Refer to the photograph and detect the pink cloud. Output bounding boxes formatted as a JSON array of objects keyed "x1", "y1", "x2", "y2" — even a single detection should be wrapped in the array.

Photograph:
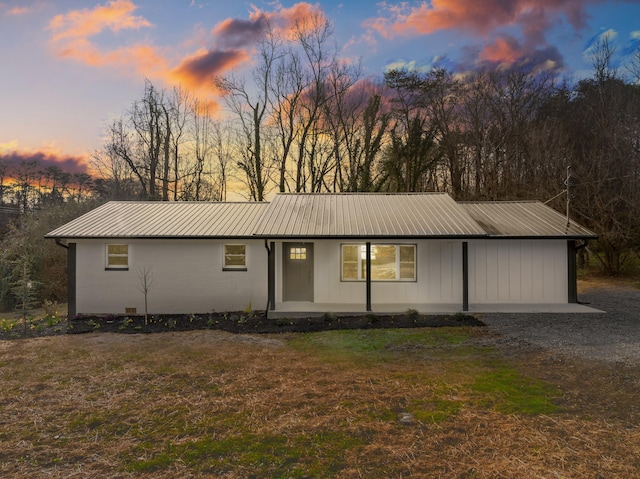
[
  {"x1": 1, "y1": 150, "x2": 90, "y2": 176},
  {"x1": 254, "y1": 2, "x2": 324, "y2": 34},
  {"x1": 170, "y1": 48, "x2": 249, "y2": 94},
  {"x1": 211, "y1": 2, "x2": 327, "y2": 46},
  {"x1": 49, "y1": 0, "x2": 152, "y2": 42},
  {"x1": 364, "y1": 0, "x2": 600, "y2": 66},
  {"x1": 48, "y1": 0, "x2": 166, "y2": 75},
  {"x1": 365, "y1": 0, "x2": 590, "y2": 38},
  {"x1": 47, "y1": 2, "x2": 328, "y2": 107},
  {"x1": 479, "y1": 36, "x2": 524, "y2": 64},
  {"x1": 5, "y1": 6, "x2": 31, "y2": 15}
]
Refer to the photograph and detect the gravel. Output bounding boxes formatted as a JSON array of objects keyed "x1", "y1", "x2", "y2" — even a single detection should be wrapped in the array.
[{"x1": 479, "y1": 286, "x2": 640, "y2": 366}]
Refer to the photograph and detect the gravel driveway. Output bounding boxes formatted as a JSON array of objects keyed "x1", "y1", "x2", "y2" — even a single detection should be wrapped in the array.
[{"x1": 479, "y1": 286, "x2": 640, "y2": 366}]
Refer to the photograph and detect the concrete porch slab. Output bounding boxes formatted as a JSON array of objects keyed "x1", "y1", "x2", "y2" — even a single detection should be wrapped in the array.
[{"x1": 268, "y1": 301, "x2": 604, "y2": 318}]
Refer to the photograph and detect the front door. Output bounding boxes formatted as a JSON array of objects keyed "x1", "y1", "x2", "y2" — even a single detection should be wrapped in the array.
[{"x1": 283, "y1": 242, "x2": 314, "y2": 301}]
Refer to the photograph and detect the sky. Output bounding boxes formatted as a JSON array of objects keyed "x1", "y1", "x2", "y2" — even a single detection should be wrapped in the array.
[{"x1": 1, "y1": 0, "x2": 640, "y2": 178}]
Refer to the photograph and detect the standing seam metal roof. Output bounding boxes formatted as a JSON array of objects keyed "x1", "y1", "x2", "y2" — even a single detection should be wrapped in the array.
[
  {"x1": 45, "y1": 194, "x2": 597, "y2": 240},
  {"x1": 459, "y1": 201, "x2": 597, "y2": 238},
  {"x1": 45, "y1": 201, "x2": 269, "y2": 238},
  {"x1": 252, "y1": 193, "x2": 488, "y2": 238}
]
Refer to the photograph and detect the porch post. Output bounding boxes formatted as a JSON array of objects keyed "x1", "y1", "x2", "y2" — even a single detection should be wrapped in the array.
[
  {"x1": 462, "y1": 241, "x2": 469, "y2": 312},
  {"x1": 366, "y1": 242, "x2": 372, "y2": 311},
  {"x1": 567, "y1": 240, "x2": 577, "y2": 303},
  {"x1": 68, "y1": 242, "x2": 76, "y2": 319},
  {"x1": 268, "y1": 241, "x2": 276, "y2": 310}
]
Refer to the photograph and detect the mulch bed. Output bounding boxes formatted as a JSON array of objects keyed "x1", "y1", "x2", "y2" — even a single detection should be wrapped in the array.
[{"x1": 69, "y1": 311, "x2": 484, "y2": 335}]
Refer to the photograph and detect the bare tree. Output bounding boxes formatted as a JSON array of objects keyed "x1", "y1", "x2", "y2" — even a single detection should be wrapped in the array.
[
  {"x1": 625, "y1": 43, "x2": 640, "y2": 82},
  {"x1": 13, "y1": 160, "x2": 39, "y2": 212},
  {"x1": 211, "y1": 120, "x2": 234, "y2": 201},
  {"x1": 270, "y1": 46, "x2": 305, "y2": 193},
  {"x1": 137, "y1": 265, "x2": 156, "y2": 324},
  {"x1": 0, "y1": 158, "x2": 10, "y2": 204},
  {"x1": 215, "y1": 26, "x2": 281, "y2": 201},
  {"x1": 166, "y1": 86, "x2": 189, "y2": 201},
  {"x1": 290, "y1": 11, "x2": 334, "y2": 192},
  {"x1": 130, "y1": 79, "x2": 167, "y2": 200},
  {"x1": 91, "y1": 136, "x2": 141, "y2": 200},
  {"x1": 589, "y1": 35, "x2": 617, "y2": 85}
]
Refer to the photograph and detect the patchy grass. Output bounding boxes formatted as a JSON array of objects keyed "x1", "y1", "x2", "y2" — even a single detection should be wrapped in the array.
[
  {"x1": 578, "y1": 275, "x2": 640, "y2": 292},
  {"x1": 1, "y1": 328, "x2": 639, "y2": 478},
  {"x1": 288, "y1": 327, "x2": 470, "y2": 363},
  {"x1": 291, "y1": 329, "x2": 559, "y2": 415},
  {"x1": 471, "y1": 368, "x2": 559, "y2": 415}
]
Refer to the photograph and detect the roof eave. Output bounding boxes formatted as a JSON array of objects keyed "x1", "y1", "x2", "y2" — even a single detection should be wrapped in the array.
[
  {"x1": 481, "y1": 234, "x2": 598, "y2": 240},
  {"x1": 44, "y1": 235, "x2": 261, "y2": 240},
  {"x1": 254, "y1": 234, "x2": 490, "y2": 240}
]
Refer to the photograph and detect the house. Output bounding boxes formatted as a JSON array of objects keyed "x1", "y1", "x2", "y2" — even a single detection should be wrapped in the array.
[{"x1": 45, "y1": 193, "x2": 598, "y2": 318}]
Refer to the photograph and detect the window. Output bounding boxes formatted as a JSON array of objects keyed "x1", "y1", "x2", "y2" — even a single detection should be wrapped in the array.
[
  {"x1": 224, "y1": 244, "x2": 246, "y2": 270},
  {"x1": 289, "y1": 246, "x2": 307, "y2": 260},
  {"x1": 106, "y1": 244, "x2": 128, "y2": 270},
  {"x1": 341, "y1": 244, "x2": 415, "y2": 281}
]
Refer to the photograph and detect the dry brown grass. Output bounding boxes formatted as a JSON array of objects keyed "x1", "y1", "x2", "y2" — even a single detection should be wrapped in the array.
[
  {"x1": 1, "y1": 328, "x2": 639, "y2": 478},
  {"x1": 578, "y1": 275, "x2": 640, "y2": 293}
]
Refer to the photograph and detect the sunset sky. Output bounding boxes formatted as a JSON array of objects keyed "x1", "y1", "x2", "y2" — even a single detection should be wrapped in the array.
[{"x1": 1, "y1": 0, "x2": 639, "y2": 177}]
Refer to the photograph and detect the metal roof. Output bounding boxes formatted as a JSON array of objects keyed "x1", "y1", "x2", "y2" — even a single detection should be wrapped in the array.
[
  {"x1": 459, "y1": 201, "x2": 597, "y2": 239},
  {"x1": 45, "y1": 201, "x2": 269, "y2": 239},
  {"x1": 45, "y1": 195, "x2": 597, "y2": 240},
  {"x1": 253, "y1": 193, "x2": 488, "y2": 238}
]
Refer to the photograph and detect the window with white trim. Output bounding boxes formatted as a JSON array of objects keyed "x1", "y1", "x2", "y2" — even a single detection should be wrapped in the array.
[
  {"x1": 224, "y1": 244, "x2": 246, "y2": 270},
  {"x1": 341, "y1": 244, "x2": 416, "y2": 281},
  {"x1": 106, "y1": 244, "x2": 128, "y2": 270}
]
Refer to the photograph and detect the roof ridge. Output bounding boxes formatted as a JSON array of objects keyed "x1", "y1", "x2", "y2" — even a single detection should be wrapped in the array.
[
  {"x1": 103, "y1": 201, "x2": 270, "y2": 205},
  {"x1": 458, "y1": 200, "x2": 540, "y2": 204},
  {"x1": 275, "y1": 192, "x2": 447, "y2": 196}
]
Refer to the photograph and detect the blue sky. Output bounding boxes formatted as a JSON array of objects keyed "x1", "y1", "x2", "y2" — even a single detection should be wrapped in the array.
[{"x1": 1, "y1": 0, "x2": 639, "y2": 175}]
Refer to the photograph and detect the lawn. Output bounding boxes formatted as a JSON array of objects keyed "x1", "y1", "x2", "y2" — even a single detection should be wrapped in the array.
[{"x1": 1, "y1": 326, "x2": 639, "y2": 478}]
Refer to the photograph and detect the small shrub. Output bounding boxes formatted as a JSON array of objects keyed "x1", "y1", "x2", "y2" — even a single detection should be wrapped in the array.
[
  {"x1": 448, "y1": 312, "x2": 474, "y2": 322},
  {"x1": 45, "y1": 315, "x2": 61, "y2": 327},
  {"x1": 120, "y1": 317, "x2": 134, "y2": 328},
  {"x1": 322, "y1": 312, "x2": 337, "y2": 322},
  {"x1": 405, "y1": 308, "x2": 419, "y2": 320},
  {"x1": 42, "y1": 299, "x2": 59, "y2": 318},
  {"x1": 0, "y1": 318, "x2": 16, "y2": 333}
]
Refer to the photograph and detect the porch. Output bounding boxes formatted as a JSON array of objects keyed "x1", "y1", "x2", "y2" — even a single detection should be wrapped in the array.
[{"x1": 268, "y1": 301, "x2": 603, "y2": 318}]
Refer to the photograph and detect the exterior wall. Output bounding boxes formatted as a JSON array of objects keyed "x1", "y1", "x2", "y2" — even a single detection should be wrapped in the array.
[
  {"x1": 74, "y1": 237, "x2": 569, "y2": 314},
  {"x1": 274, "y1": 239, "x2": 464, "y2": 306},
  {"x1": 468, "y1": 239, "x2": 568, "y2": 304},
  {"x1": 75, "y1": 239, "x2": 267, "y2": 314}
]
